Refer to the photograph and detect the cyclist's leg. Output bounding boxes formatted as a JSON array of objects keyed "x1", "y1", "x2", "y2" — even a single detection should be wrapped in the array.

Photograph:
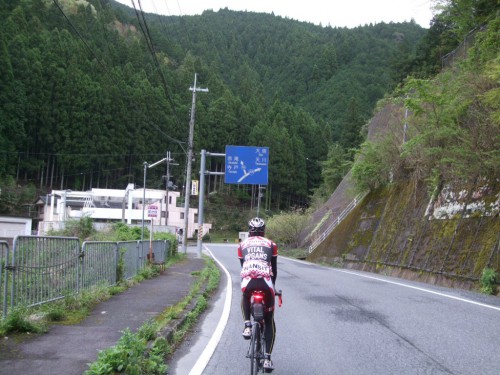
[
  {"x1": 264, "y1": 309, "x2": 276, "y2": 354},
  {"x1": 262, "y1": 310, "x2": 275, "y2": 372},
  {"x1": 241, "y1": 279, "x2": 258, "y2": 339},
  {"x1": 242, "y1": 278, "x2": 259, "y2": 321},
  {"x1": 241, "y1": 292, "x2": 252, "y2": 321},
  {"x1": 260, "y1": 281, "x2": 276, "y2": 353},
  {"x1": 262, "y1": 282, "x2": 276, "y2": 371}
]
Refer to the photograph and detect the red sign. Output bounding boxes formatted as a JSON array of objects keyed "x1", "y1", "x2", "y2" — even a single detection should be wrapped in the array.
[{"x1": 147, "y1": 205, "x2": 159, "y2": 218}]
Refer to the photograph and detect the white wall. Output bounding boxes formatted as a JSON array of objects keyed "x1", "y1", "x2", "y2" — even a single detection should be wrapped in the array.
[{"x1": 0, "y1": 217, "x2": 33, "y2": 239}]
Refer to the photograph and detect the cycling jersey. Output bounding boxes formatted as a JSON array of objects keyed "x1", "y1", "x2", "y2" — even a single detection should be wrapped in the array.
[
  {"x1": 238, "y1": 236, "x2": 278, "y2": 292},
  {"x1": 238, "y1": 234, "x2": 279, "y2": 354}
]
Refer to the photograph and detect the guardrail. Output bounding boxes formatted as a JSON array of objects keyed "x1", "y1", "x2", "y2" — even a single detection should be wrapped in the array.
[
  {"x1": 308, "y1": 192, "x2": 367, "y2": 253},
  {"x1": 1, "y1": 236, "x2": 172, "y2": 319}
]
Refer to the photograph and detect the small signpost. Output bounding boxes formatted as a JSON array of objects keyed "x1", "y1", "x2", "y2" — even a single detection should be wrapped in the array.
[
  {"x1": 147, "y1": 204, "x2": 159, "y2": 219},
  {"x1": 147, "y1": 204, "x2": 158, "y2": 262}
]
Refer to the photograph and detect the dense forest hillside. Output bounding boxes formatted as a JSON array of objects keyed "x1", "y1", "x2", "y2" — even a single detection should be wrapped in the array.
[
  {"x1": 0, "y1": 0, "x2": 427, "y2": 216},
  {"x1": 127, "y1": 7, "x2": 426, "y2": 127},
  {"x1": 304, "y1": 1, "x2": 499, "y2": 291}
]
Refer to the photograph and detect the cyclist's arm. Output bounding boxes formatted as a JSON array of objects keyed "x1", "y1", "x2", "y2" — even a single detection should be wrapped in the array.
[
  {"x1": 271, "y1": 241, "x2": 278, "y2": 283},
  {"x1": 271, "y1": 256, "x2": 277, "y2": 284},
  {"x1": 238, "y1": 244, "x2": 244, "y2": 267}
]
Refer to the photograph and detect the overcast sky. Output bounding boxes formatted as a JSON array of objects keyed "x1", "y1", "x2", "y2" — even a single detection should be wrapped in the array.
[{"x1": 114, "y1": 0, "x2": 436, "y2": 28}]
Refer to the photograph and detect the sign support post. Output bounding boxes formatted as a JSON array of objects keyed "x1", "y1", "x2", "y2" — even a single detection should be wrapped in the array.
[
  {"x1": 196, "y1": 150, "x2": 225, "y2": 257},
  {"x1": 147, "y1": 204, "x2": 158, "y2": 263},
  {"x1": 195, "y1": 146, "x2": 268, "y2": 257}
]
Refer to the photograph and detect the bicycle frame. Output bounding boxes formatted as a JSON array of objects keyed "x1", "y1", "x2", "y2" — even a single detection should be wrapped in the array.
[{"x1": 246, "y1": 289, "x2": 282, "y2": 374}]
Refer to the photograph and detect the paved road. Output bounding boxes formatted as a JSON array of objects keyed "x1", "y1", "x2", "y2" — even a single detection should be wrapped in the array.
[{"x1": 169, "y1": 243, "x2": 500, "y2": 375}]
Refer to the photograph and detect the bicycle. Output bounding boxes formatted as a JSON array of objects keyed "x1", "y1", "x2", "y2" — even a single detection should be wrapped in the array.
[{"x1": 246, "y1": 289, "x2": 283, "y2": 374}]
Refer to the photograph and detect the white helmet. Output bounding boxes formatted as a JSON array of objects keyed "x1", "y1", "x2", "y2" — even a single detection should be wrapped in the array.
[{"x1": 248, "y1": 217, "x2": 265, "y2": 235}]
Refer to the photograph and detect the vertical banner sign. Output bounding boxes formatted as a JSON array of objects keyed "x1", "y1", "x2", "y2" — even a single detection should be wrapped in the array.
[
  {"x1": 191, "y1": 180, "x2": 199, "y2": 196},
  {"x1": 225, "y1": 146, "x2": 269, "y2": 185}
]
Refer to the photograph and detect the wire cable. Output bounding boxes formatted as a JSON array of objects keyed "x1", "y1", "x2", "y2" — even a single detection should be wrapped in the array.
[{"x1": 53, "y1": 0, "x2": 186, "y2": 151}]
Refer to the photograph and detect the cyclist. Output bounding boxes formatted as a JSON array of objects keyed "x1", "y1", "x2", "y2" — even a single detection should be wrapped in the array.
[{"x1": 238, "y1": 217, "x2": 278, "y2": 372}]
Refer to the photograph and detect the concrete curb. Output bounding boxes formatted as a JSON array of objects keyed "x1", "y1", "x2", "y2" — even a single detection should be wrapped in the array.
[{"x1": 146, "y1": 260, "x2": 215, "y2": 355}]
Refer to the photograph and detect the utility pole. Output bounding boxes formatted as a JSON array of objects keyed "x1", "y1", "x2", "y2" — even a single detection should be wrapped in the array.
[
  {"x1": 141, "y1": 161, "x2": 147, "y2": 242},
  {"x1": 163, "y1": 151, "x2": 178, "y2": 226},
  {"x1": 182, "y1": 73, "x2": 208, "y2": 253}
]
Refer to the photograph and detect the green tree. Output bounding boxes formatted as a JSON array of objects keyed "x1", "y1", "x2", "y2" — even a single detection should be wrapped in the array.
[
  {"x1": 321, "y1": 143, "x2": 352, "y2": 194},
  {"x1": 0, "y1": 30, "x2": 26, "y2": 177},
  {"x1": 339, "y1": 97, "x2": 366, "y2": 149},
  {"x1": 266, "y1": 209, "x2": 309, "y2": 248},
  {"x1": 351, "y1": 140, "x2": 392, "y2": 192}
]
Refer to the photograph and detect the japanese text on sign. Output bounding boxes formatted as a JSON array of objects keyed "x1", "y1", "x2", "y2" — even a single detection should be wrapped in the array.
[
  {"x1": 147, "y1": 205, "x2": 158, "y2": 218},
  {"x1": 225, "y1": 146, "x2": 269, "y2": 185}
]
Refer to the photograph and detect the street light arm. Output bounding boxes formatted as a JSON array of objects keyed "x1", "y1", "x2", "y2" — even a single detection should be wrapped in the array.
[{"x1": 148, "y1": 158, "x2": 167, "y2": 169}]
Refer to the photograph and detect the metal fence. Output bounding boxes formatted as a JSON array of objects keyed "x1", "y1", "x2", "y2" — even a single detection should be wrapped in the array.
[
  {"x1": 1, "y1": 236, "x2": 173, "y2": 319},
  {"x1": 441, "y1": 27, "x2": 483, "y2": 69},
  {"x1": 81, "y1": 241, "x2": 119, "y2": 289},
  {"x1": 1, "y1": 241, "x2": 9, "y2": 318},
  {"x1": 10, "y1": 236, "x2": 81, "y2": 310},
  {"x1": 308, "y1": 192, "x2": 368, "y2": 253}
]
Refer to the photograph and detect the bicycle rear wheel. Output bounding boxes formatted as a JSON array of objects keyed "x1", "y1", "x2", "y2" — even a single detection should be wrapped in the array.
[{"x1": 250, "y1": 322, "x2": 263, "y2": 374}]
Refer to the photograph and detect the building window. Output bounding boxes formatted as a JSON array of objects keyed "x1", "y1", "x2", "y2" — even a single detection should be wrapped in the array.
[{"x1": 180, "y1": 213, "x2": 184, "y2": 219}]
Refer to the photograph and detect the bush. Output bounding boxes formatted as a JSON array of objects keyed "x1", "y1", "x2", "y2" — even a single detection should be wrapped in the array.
[
  {"x1": 351, "y1": 139, "x2": 395, "y2": 192},
  {"x1": 112, "y1": 222, "x2": 145, "y2": 241},
  {"x1": 266, "y1": 209, "x2": 309, "y2": 248},
  {"x1": 480, "y1": 268, "x2": 498, "y2": 295},
  {"x1": 47, "y1": 216, "x2": 96, "y2": 240},
  {"x1": 0, "y1": 306, "x2": 47, "y2": 335},
  {"x1": 85, "y1": 328, "x2": 167, "y2": 375}
]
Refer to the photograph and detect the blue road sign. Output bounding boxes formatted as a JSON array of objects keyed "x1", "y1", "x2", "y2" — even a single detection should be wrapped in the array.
[{"x1": 225, "y1": 146, "x2": 269, "y2": 185}]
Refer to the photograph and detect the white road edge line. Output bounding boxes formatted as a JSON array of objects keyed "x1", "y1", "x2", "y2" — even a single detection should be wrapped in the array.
[
  {"x1": 188, "y1": 245, "x2": 233, "y2": 375},
  {"x1": 335, "y1": 268, "x2": 500, "y2": 311},
  {"x1": 281, "y1": 256, "x2": 499, "y2": 311}
]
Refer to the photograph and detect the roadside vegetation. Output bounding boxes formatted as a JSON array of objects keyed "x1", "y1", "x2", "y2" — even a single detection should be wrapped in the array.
[
  {"x1": 85, "y1": 256, "x2": 220, "y2": 375},
  {"x1": 480, "y1": 268, "x2": 499, "y2": 295},
  {"x1": 0, "y1": 222, "x2": 178, "y2": 335},
  {"x1": 351, "y1": 17, "x2": 499, "y2": 195},
  {"x1": 0, "y1": 258, "x2": 172, "y2": 336},
  {"x1": 1, "y1": 218, "x2": 221, "y2": 373}
]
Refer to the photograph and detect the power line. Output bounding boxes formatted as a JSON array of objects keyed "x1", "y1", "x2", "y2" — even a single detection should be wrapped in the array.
[
  {"x1": 132, "y1": 0, "x2": 185, "y2": 145},
  {"x1": 53, "y1": 0, "x2": 186, "y2": 151}
]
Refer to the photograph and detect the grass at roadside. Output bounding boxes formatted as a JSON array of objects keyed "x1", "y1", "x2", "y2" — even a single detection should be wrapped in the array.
[
  {"x1": 84, "y1": 256, "x2": 220, "y2": 375},
  {"x1": 280, "y1": 247, "x2": 309, "y2": 259},
  {"x1": 0, "y1": 254, "x2": 183, "y2": 336}
]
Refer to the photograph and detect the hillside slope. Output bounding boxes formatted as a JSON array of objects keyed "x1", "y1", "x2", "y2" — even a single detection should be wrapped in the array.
[
  {"x1": 304, "y1": 15, "x2": 499, "y2": 293},
  {"x1": 307, "y1": 180, "x2": 499, "y2": 292},
  {"x1": 300, "y1": 102, "x2": 405, "y2": 247}
]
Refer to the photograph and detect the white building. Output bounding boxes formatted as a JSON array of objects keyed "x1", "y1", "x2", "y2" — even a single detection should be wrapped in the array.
[
  {"x1": 0, "y1": 216, "x2": 33, "y2": 247},
  {"x1": 35, "y1": 183, "x2": 211, "y2": 238}
]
